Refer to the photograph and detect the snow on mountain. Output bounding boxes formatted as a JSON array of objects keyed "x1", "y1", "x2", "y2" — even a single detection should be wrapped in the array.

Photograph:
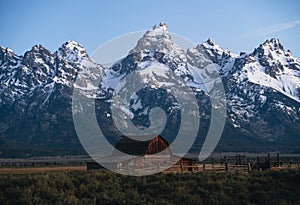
[
  {"x1": 187, "y1": 37, "x2": 300, "y2": 103},
  {"x1": 217, "y1": 38, "x2": 300, "y2": 140},
  {"x1": 57, "y1": 40, "x2": 89, "y2": 63},
  {"x1": 231, "y1": 38, "x2": 300, "y2": 103},
  {"x1": 55, "y1": 40, "x2": 104, "y2": 91},
  {"x1": 1, "y1": 44, "x2": 57, "y2": 102},
  {"x1": 0, "y1": 22, "x2": 300, "y2": 154},
  {"x1": 187, "y1": 38, "x2": 237, "y2": 78},
  {"x1": 252, "y1": 39, "x2": 300, "y2": 101},
  {"x1": 0, "y1": 46, "x2": 20, "y2": 66},
  {"x1": 130, "y1": 22, "x2": 186, "y2": 61},
  {"x1": 0, "y1": 40, "x2": 103, "y2": 105},
  {"x1": 128, "y1": 22, "x2": 195, "y2": 81},
  {"x1": 87, "y1": 24, "x2": 300, "y2": 135},
  {"x1": 0, "y1": 40, "x2": 106, "y2": 149}
]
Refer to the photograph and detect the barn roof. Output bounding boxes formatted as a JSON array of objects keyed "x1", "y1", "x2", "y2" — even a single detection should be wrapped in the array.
[{"x1": 113, "y1": 135, "x2": 169, "y2": 156}]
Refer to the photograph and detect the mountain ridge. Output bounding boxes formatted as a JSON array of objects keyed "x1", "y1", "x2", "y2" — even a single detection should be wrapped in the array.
[{"x1": 0, "y1": 23, "x2": 299, "y2": 157}]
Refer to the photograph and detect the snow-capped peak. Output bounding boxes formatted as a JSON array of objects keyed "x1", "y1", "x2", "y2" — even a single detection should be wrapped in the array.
[
  {"x1": 262, "y1": 38, "x2": 283, "y2": 50},
  {"x1": 30, "y1": 44, "x2": 50, "y2": 53},
  {"x1": 56, "y1": 40, "x2": 89, "y2": 63},
  {"x1": 205, "y1": 38, "x2": 217, "y2": 46},
  {"x1": 130, "y1": 22, "x2": 186, "y2": 62},
  {"x1": 0, "y1": 46, "x2": 14, "y2": 55},
  {"x1": 199, "y1": 38, "x2": 236, "y2": 58},
  {"x1": 22, "y1": 45, "x2": 52, "y2": 67},
  {"x1": 60, "y1": 40, "x2": 86, "y2": 52},
  {"x1": 186, "y1": 38, "x2": 237, "y2": 78},
  {"x1": 0, "y1": 46, "x2": 17, "y2": 64},
  {"x1": 231, "y1": 38, "x2": 300, "y2": 103},
  {"x1": 254, "y1": 38, "x2": 285, "y2": 57},
  {"x1": 148, "y1": 22, "x2": 168, "y2": 36},
  {"x1": 253, "y1": 38, "x2": 298, "y2": 66}
]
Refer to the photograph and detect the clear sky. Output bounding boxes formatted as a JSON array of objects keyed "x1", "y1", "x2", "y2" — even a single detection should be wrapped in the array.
[{"x1": 1, "y1": 0, "x2": 300, "y2": 58}]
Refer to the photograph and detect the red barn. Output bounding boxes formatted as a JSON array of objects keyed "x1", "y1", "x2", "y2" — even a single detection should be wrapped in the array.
[{"x1": 87, "y1": 135, "x2": 196, "y2": 172}]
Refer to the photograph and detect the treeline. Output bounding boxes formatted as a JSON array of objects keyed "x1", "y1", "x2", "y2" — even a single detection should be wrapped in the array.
[{"x1": 0, "y1": 170, "x2": 299, "y2": 205}]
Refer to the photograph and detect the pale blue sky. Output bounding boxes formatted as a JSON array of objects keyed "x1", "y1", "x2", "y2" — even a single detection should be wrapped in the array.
[{"x1": 1, "y1": 0, "x2": 300, "y2": 58}]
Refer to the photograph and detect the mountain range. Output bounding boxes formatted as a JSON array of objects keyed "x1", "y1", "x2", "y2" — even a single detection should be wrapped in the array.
[{"x1": 0, "y1": 22, "x2": 299, "y2": 157}]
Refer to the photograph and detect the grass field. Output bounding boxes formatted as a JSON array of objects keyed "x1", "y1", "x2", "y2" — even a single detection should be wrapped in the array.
[{"x1": 0, "y1": 169, "x2": 299, "y2": 205}]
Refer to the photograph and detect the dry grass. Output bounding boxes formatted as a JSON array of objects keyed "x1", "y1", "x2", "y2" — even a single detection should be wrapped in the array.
[{"x1": 0, "y1": 166, "x2": 86, "y2": 174}]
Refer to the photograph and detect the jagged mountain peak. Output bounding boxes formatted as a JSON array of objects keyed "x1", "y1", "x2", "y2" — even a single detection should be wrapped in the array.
[
  {"x1": 0, "y1": 46, "x2": 20, "y2": 69},
  {"x1": 129, "y1": 22, "x2": 186, "y2": 61},
  {"x1": 254, "y1": 38, "x2": 285, "y2": 58},
  {"x1": 21, "y1": 45, "x2": 53, "y2": 69},
  {"x1": 186, "y1": 38, "x2": 237, "y2": 76},
  {"x1": 0, "y1": 46, "x2": 18, "y2": 65},
  {"x1": 60, "y1": 40, "x2": 86, "y2": 52},
  {"x1": 148, "y1": 22, "x2": 168, "y2": 36},
  {"x1": 201, "y1": 38, "x2": 221, "y2": 48},
  {"x1": 130, "y1": 22, "x2": 172, "y2": 50},
  {"x1": 199, "y1": 38, "x2": 235, "y2": 57},
  {"x1": 229, "y1": 38, "x2": 300, "y2": 103},
  {"x1": 27, "y1": 45, "x2": 52, "y2": 57},
  {"x1": 205, "y1": 38, "x2": 217, "y2": 46},
  {"x1": 252, "y1": 38, "x2": 298, "y2": 64},
  {"x1": 0, "y1": 46, "x2": 15, "y2": 55},
  {"x1": 31, "y1": 44, "x2": 47, "y2": 51},
  {"x1": 262, "y1": 38, "x2": 283, "y2": 49},
  {"x1": 56, "y1": 40, "x2": 89, "y2": 63}
]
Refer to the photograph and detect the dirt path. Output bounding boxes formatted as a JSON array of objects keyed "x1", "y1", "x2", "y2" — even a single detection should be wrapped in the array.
[{"x1": 0, "y1": 166, "x2": 86, "y2": 174}]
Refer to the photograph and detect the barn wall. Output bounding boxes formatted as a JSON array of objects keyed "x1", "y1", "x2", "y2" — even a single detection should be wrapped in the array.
[{"x1": 145, "y1": 136, "x2": 171, "y2": 155}]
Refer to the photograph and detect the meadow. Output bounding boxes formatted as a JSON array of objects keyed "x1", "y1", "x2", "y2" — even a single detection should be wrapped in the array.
[{"x1": 0, "y1": 169, "x2": 299, "y2": 205}]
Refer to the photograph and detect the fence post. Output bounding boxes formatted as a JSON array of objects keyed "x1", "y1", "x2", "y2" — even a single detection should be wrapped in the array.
[
  {"x1": 247, "y1": 162, "x2": 252, "y2": 173},
  {"x1": 134, "y1": 156, "x2": 136, "y2": 168},
  {"x1": 225, "y1": 162, "x2": 228, "y2": 172}
]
